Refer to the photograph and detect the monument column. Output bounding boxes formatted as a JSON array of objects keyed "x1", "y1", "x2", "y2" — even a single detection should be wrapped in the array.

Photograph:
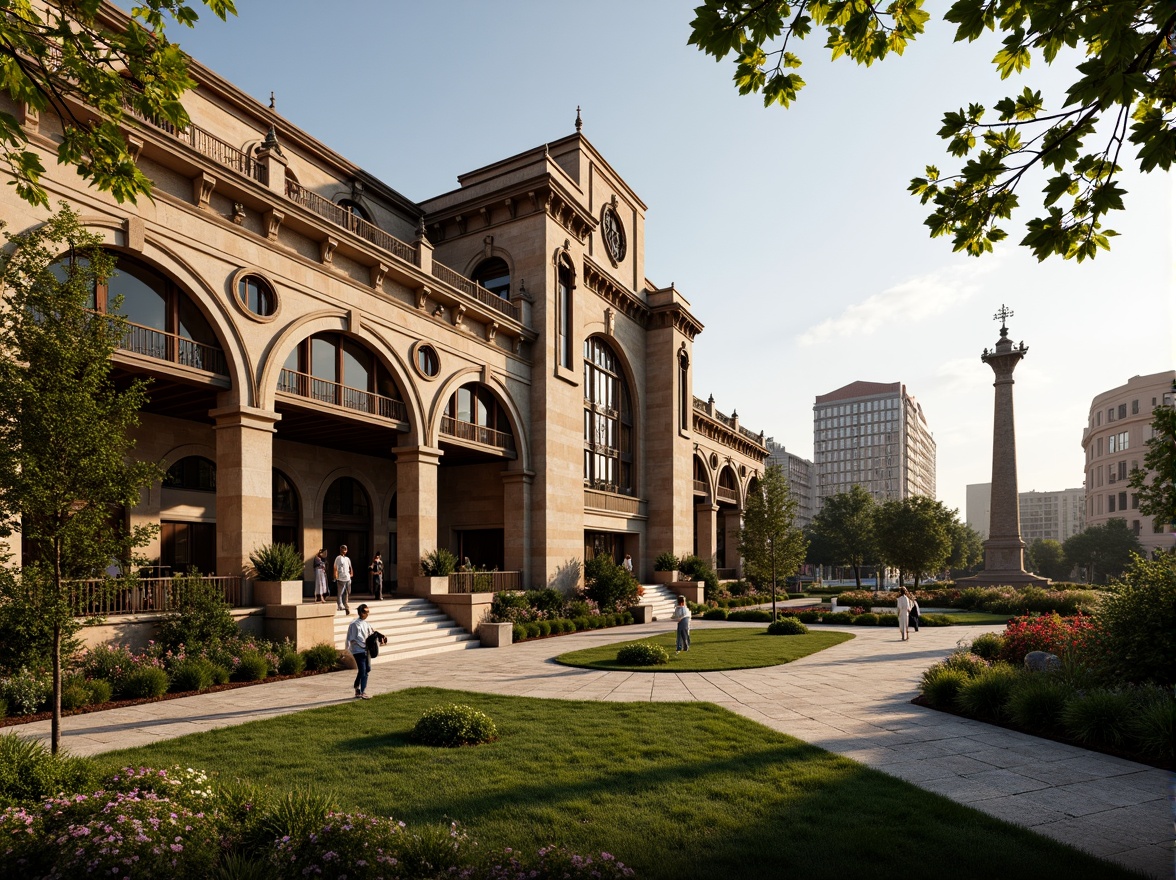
[{"x1": 963, "y1": 306, "x2": 1049, "y2": 586}]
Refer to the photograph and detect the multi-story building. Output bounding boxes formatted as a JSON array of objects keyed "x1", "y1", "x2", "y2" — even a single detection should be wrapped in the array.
[
  {"x1": 764, "y1": 439, "x2": 815, "y2": 529},
  {"x1": 813, "y1": 381, "x2": 936, "y2": 510},
  {"x1": 0, "y1": 3, "x2": 768, "y2": 629},
  {"x1": 965, "y1": 484, "x2": 1086, "y2": 542},
  {"x1": 1081, "y1": 371, "x2": 1176, "y2": 555}
]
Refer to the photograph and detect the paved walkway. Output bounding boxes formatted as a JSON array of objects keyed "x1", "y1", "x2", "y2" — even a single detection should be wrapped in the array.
[{"x1": 16, "y1": 622, "x2": 1172, "y2": 879}]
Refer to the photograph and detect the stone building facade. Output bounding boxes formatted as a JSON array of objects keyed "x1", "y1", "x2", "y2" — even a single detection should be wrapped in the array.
[
  {"x1": 1081, "y1": 371, "x2": 1175, "y2": 556},
  {"x1": 764, "y1": 439, "x2": 815, "y2": 529},
  {"x1": 0, "y1": 9, "x2": 767, "y2": 600}
]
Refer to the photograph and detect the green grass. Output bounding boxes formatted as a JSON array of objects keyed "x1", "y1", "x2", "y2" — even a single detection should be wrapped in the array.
[
  {"x1": 554, "y1": 628, "x2": 854, "y2": 672},
  {"x1": 92, "y1": 688, "x2": 1140, "y2": 880},
  {"x1": 933, "y1": 611, "x2": 1012, "y2": 625}
]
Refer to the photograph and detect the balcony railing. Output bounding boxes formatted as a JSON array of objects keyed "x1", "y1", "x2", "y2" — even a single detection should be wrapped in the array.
[
  {"x1": 693, "y1": 479, "x2": 707, "y2": 495},
  {"x1": 440, "y1": 415, "x2": 516, "y2": 453},
  {"x1": 126, "y1": 105, "x2": 268, "y2": 186},
  {"x1": 584, "y1": 488, "x2": 644, "y2": 516},
  {"x1": 277, "y1": 369, "x2": 408, "y2": 422},
  {"x1": 431, "y1": 262, "x2": 521, "y2": 321},
  {"x1": 119, "y1": 320, "x2": 228, "y2": 376},
  {"x1": 716, "y1": 486, "x2": 739, "y2": 504},
  {"x1": 70, "y1": 575, "x2": 243, "y2": 616},
  {"x1": 447, "y1": 571, "x2": 521, "y2": 594},
  {"x1": 285, "y1": 180, "x2": 417, "y2": 264}
]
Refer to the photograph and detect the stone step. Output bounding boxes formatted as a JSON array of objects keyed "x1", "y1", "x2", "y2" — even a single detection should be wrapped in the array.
[
  {"x1": 330, "y1": 597, "x2": 480, "y2": 661},
  {"x1": 639, "y1": 583, "x2": 680, "y2": 621}
]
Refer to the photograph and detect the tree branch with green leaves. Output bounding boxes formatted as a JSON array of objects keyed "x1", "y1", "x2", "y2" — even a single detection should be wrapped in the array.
[{"x1": 689, "y1": 0, "x2": 1176, "y2": 261}]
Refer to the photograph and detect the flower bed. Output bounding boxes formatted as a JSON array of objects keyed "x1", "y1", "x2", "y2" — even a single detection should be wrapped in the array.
[{"x1": 837, "y1": 585, "x2": 1098, "y2": 616}]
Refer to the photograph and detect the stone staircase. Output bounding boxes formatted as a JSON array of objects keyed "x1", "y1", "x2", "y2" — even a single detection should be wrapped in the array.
[
  {"x1": 332, "y1": 597, "x2": 480, "y2": 663},
  {"x1": 639, "y1": 583, "x2": 679, "y2": 621}
]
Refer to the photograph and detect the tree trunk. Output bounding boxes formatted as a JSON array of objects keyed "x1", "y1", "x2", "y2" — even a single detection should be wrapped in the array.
[
  {"x1": 853, "y1": 564, "x2": 862, "y2": 589},
  {"x1": 52, "y1": 541, "x2": 63, "y2": 754},
  {"x1": 770, "y1": 554, "x2": 777, "y2": 619}
]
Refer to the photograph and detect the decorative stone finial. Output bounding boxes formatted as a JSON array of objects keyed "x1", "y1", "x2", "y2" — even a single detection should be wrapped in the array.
[
  {"x1": 269, "y1": 91, "x2": 275, "y2": 110},
  {"x1": 993, "y1": 303, "x2": 1014, "y2": 338},
  {"x1": 416, "y1": 217, "x2": 429, "y2": 242},
  {"x1": 260, "y1": 125, "x2": 285, "y2": 157},
  {"x1": 575, "y1": 106, "x2": 582, "y2": 133}
]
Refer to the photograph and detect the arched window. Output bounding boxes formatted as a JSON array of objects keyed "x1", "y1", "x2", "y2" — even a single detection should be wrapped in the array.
[
  {"x1": 272, "y1": 469, "x2": 300, "y2": 549},
  {"x1": 693, "y1": 456, "x2": 708, "y2": 495},
  {"x1": 583, "y1": 337, "x2": 633, "y2": 495},
  {"x1": 339, "y1": 199, "x2": 370, "y2": 226},
  {"x1": 472, "y1": 257, "x2": 510, "y2": 299},
  {"x1": 557, "y1": 261, "x2": 574, "y2": 369},
  {"x1": 281, "y1": 333, "x2": 404, "y2": 416},
  {"x1": 443, "y1": 382, "x2": 514, "y2": 450},
  {"x1": 718, "y1": 467, "x2": 738, "y2": 504},
  {"x1": 164, "y1": 456, "x2": 216, "y2": 492},
  {"x1": 237, "y1": 274, "x2": 275, "y2": 317}
]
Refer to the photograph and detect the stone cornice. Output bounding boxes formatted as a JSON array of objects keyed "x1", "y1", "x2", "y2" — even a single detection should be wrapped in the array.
[
  {"x1": 582, "y1": 256, "x2": 649, "y2": 326},
  {"x1": 692, "y1": 412, "x2": 768, "y2": 461},
  {"x1": 647, "y1": 287, "x2": 704, "y2": 341},
  {"x1": 424, "y1": 178, "x2": 595, "y2": 245}
]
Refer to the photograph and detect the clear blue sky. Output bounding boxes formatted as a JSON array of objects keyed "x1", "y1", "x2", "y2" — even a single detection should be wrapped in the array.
[{"x1": 167, "y1": 1, "x2": 1174, "y2": 516}]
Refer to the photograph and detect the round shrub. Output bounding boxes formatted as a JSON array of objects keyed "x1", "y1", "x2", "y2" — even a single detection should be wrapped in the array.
[
  {"x1": 233, "y1": 651, "x2": 269, "y2": 682},
  {"x1": 524, "y1": 621, "x2": 542, "y2": 639},
  {"x1": 920, "y1": 665, "x2": 970, "y2": 709},
  {"x1": 573, "y1": 617, "x2": 590, "y2": 632},
  {"x1": 702, "y1": 607, "x2": 728, "y2": 621},
  {"x1": 538, "y1": 620, "x2": 552, "y2": 637},
  {"x1": 616, "y1": 643, "x2": 670, "y2": 666},
  {"x1": 796, "y1": 611, "x2": 821, "y2": 623},
  {"x1": 512, "y1": 623, "x2": 527, "y2": 642},
  {"x1": 121, "y1": 666, "x2": 169, "y2": 699},
  {"x1": 969, "y1": 632, "x2": 1006, "y2": 661},
  {"x1": 169, "y1": 659, "x2": 214, "y2": 693},
  {"x1": 85, "y1": 679, "x2": 112, "y2": 705},
  {"x1": 411, "y1": 704, "x2": 498, "y2": 747},
  {"x1": 301, "y1": 643, "x2": 339, "y2": 672},
  {"x1": 60, "y1": 681, "x2": 91, "y2": 711},
  {"x1": 767, "y1": 616, "x2": 808, "y2": 635},
  {"x1": 1005, "y1": 674, "x2": 1071, "y2": 732},
  {"x1": 621, "y1": 611, "x2": 634, "y2": 625},
  {"x1": 822, "y1": 611, "x2": 853, "y2": 624},
  {"x1": 209, "y1": 663, "x2": 231, "y2": 685},
  {"x1": 954, "y1": 663, "x2": 1020, "y2": 721},
  {"x1": 1, "y1": 666, "x2": 51, "y2": 715},
  {"x1": 278, "y1": 650, "x2": 306, "y2": 676},
  {"x1": 1061, "y1": 689, "x2": 1134, "y2": 748},
  {"x1": 854, "y1": 612, "x2": 880, "y2": 626},
  {"x1": 654, "y1": 552, "x2": 679, "y2": 572}
]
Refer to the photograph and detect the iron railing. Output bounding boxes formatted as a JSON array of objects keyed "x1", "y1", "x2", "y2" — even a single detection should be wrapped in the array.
[
  {"x1": 125, "y1": 104, "x2": 268, "y2": 185},
  {"x1": 441, "y1": 415, "x2": 516, "y2": 453},
  {"x1": 431, "y1": 262, "x2": 521, "y2": 321},
  {"x1": 277, "y1": 368, "x2": 408, "y2": 421},
  {"x1": 284, "y1": 179, "x2": 417, "y2": 264},
  {"x1": 119, "y1": 320, "x2": 228, "y2": 376},
  {"x1": 447, "y1": 571, "x2": 521, "y2": 594},
  {"x1": 70, "y1": 576, "x2": 244, "y2": 616}
]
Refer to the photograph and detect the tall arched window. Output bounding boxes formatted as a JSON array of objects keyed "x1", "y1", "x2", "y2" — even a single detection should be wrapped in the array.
[
  {"x1": 557, "y1": 260, "x2": 574, "y2": 369},
  {"x1": 272, "y1": 469, "x2": 300, "y2": 549},
  {"x1": 281, "y1": 333, "x2": 404, "y2": 417},
  {"x1": 583, "y1": 337, "x2": 633, "y2": 495},
  {"x1": 472, "y1": 257, "x2": 510, "y2": 299}
]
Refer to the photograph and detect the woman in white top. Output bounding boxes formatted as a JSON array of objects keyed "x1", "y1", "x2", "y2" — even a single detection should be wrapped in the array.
[
  {"x1": 671, "y1": 595, "x2": 692, "y2": 652},
  {"x1": 896, "y1": 587, "x2": 913, "y2": 641}
]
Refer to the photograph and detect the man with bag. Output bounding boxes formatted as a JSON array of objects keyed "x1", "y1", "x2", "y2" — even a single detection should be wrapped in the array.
[{"x1": 345, "y1": 604, "x2": 386, "y2": 699}]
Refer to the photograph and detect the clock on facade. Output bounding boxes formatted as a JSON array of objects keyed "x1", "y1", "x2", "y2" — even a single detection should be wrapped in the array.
[{"x1": 601, "y1": 204, "x2": 626, "y2": 264}]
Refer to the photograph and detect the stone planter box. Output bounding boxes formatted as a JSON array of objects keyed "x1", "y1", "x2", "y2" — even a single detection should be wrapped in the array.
[
  {"x1": 478, "y1": 621, "x2": 513, "y2": 647},
  {"x1": 263, "y1": 602, "x2": 337, "y2": 649},
  {"x1": 253, "y1": 579, "x2": 303, "y2": 606},
  {"x1": 411, "y1": 576, "x2": 450, "y2": 597},
  {"x1": 651, "y1": 570, "x2": 680, "y2": 585},
  {"x1": 630, "y1": 604, "x2": 653, "y2": 624},
  {"x1": 431, "y1": 591, "x2": 496, "y2": 632},
  {"x1": 668, "y1": 581, "x2": 705, "y2": 604}
]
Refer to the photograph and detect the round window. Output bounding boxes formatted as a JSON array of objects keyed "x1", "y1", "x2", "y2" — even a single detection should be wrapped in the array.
[
  {"x1": 415, "y1": 344, "x2": 439, "y2": 378},
  {"x1": 237, "y1": 275, "x2": 275, "y2": 317},
  {"x1": 601, "y1": 204, "x2": 626, "y2": 263}
]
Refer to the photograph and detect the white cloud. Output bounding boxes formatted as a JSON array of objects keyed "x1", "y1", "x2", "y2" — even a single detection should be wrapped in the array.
[{"x1": 796, "y1": 261, "x2": 1001, "y2": 347}]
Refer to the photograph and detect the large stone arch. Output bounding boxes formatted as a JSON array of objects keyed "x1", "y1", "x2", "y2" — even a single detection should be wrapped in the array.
[{"x1": 428, "y1": 366, "x2": 531, "y2": 471}]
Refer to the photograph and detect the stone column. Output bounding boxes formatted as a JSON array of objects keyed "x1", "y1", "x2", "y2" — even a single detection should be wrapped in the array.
[
  {"x1": 211, "y1": 405, "x2": 280, "y2": 577},
  {"x1": 395, "y1": 445, "x2": 443, "y2": 589},
  {"x1": 502, "y1": 469, "x2": 533, "y2": 585},
  {"x1": 694, "y1": 502, "x2": 717, "y2": 565}
]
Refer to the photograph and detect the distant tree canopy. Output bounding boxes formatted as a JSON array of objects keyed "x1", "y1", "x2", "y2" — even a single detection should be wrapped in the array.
[
  {"x1": 805, "y1": 484, "x2": 878, "y2": 588},
  {"x1": 874, "y1": 495, "x2": 956, "y2": 588},
  {"x1": 1026, "y1": 537, "x2": 1070, "y2": 581},
  {"x1": 0, "y1": 0, "x2": 236, "y2": 207},
  {"x1": 1063, "y1": 518, "x2": 1142, "y2": 584},
  {"x1": 688, "y1": 1, "x2": 1176, "y2": 261}
]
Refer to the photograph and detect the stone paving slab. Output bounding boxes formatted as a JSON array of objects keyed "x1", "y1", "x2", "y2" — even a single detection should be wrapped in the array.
[{"x1": 11, "y1": 620, "x2": 1172, "y2": 878}]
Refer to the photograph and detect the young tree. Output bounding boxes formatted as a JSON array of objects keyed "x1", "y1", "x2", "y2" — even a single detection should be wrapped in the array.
[
  {"x1": 874, "y1": 496, "x2": 954, "y2": 589},
  {"x1": 1026, "y1": 537, "x2": 1070, "y2": 581},
  {"x1": 1128, "y1": 387, "x2": 1176, "y2": 535},
  {"x1": 688, "y1": 2, "x2": 1175, "y2": 261},
  {"x1": 1063, "y1": 519, "x2": 1142, "y2": 584},
  {"x1": 806, "y1": 484, "x2": 878, "y2": 589},
  {"x1": 739, "y1": 463, "x2": 808, "y2": 617},
  {"x1": 0, "y1": 0, "x2": 236, "y2": 207},
  {"x1": 0, "y1": 207, "x2": 160, "y2": 753},
  {"x1": 947, "y1": 520, "x2": 985, "y2": 578}
]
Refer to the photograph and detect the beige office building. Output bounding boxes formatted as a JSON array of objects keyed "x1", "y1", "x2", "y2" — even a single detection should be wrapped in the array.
[
  {"x1": 966, "y1": 484, "x2": 1085, "y2": 543},
  {"x1": 1081, "y1": 371, "x2": 1175, "y2": 555},
  {"x1": 813, "y1": 381, "x2": 936, "y2": 510},
  {"x1": 764, "y1": 439, "x2": 816, "y2": 529}
]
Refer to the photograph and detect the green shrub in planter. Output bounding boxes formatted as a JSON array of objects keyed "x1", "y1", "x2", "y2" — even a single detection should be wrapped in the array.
[
  {"x1": 1005, "y1": 674, "x2": 1071, "y2": 732},
  {"x1": 969, "y1": 632, "x2": 1006, "y2": 661},
  {"x1": 85, "y1": 679, "x2": 112, "y2": 705},
  {"x1": 512, "y1": 623, "x2": 527, "y2": 643},
  {"x1": 1061, "y1": 689, "x2": 1133, "y2": 748},
  {"x1": 654, "y1": 552, "x2": 679, "y2": 572},
  {"x1": 302, "y1": 643, "x2": 340, "y2": 672},
  {"x1": 954, "y1": 663, "x2": 1020, "y2": 721},
  {"x1": 767, "y1": 616, "x2": 809, "y2": 635},
  {"x1": 0, "y1": 732, "x2": 94, "y2": 808},
  {"x1": 419, "y1": 547, "x2": 458, "y2": 577},
  {"x1": 616, "y1": 643, "x2": 670, "y2": 666},
  {"x1": 854, "y1": 612, "x2": 880, "y2": 625},
  {"x1": 248, "y1": 542, "x2": 305, "y2": 581},
  {"x1": 1130, "y1": 690, "x2": 1175, "y2": 763},
  {"x1": 233, "y1": 651, "x2": 269, "y2": 682},
  {"x1": 728, "y1": 609, "x2": 772, "y2": 623},
  {"x1": 170, "y1": 659, "x2": 215, "y2": 693},
  {"x1": 920, "y1": 665, "x2": 970, "y2": 709},
  {"x1": 702, "y1": 607, "x2": 728, "y2": 621},
  {"x1": 411, "y1": 704, "x2": 498, "y2": 747},
  {"x1": 121, "y1": 666, "x2": 170, "y2": 699},
  {"x1": 278, "y1": 650, "x2": 306, "y2": 676}
]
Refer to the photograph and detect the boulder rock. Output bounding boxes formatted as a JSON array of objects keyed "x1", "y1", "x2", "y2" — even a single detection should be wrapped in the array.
[{"x1": 1024, "y1": 650, "x2": 1061, "y2": 672}]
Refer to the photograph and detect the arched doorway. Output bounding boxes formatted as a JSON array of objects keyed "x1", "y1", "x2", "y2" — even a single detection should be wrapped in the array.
[{"x1": 322, "y1": 477, "x2": 371, "y2": 585}]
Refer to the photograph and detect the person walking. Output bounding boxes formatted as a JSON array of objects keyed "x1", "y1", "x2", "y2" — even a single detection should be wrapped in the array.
[
  {"x1": 369, "y1": 552, "x2": 384, "y2": 600},
  {"x1": 334, "y1": 544, "x2": 354, "y2": 614},
  {"x1": 896, "y1": 587, "x2": 913, "y2": 641},
  {"x1": 671, "y1": 595, "x2": 691, "y2": 653},
  {"x1": 313, "y1": 549, "x2": 329, "y2": 603},
  {"x1": 909, "y1": 594, "x2": 921, "y2": 634},
  {"x1": 622, "y1": 554, "x2": 633, "y2": 574},
  {"x1": 345, "y1": 604, "x2": 385, "y2": 699}
]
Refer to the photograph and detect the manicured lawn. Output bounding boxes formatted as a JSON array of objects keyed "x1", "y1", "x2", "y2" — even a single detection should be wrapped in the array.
[
  {"x1": 931, "y1": 610, "x2": 1011, "y2": 626},
  {"x1": 554, "y1": 628, "x2": 853, "y2": 672},
  {"x1": 92, "y1": 688, "x2": 1139, "y2": 880}
]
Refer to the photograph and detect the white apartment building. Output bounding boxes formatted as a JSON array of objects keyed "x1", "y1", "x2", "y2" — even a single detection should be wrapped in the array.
[
  {"x1": 1081, "y1": 371, "x2": 1175, "y2": 555},
  {"x1": 764, "y1": 438, "x2": 816, "y2": 529},
  {"x1": 966, "y1": 483, "x2": 1086, "y2": 542},
  {"x1": 813, "y1": 381, "x2": 936, "y2": 511}
]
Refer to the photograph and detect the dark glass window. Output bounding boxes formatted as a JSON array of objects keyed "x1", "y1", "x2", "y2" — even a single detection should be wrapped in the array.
[
  {"x1": 164, "y1": 456, "x2": 216, "y2": 492},
  {"x1": 444, "y1": 383, "x2": 510, "y2": 433},
  {"x1": 238, "y1": 275, "x2": 275, "y2": 316},
  {"x1": 558, "y1": 263, "x2": 573, "y2": 369},
  {"x1": 324, "y1": 477, "x2": 370, "y2": 517},
  {"x1": 472, "y1": 257, "x2": 511, "y2": 299},
  {"x1": 583, "y1": 337, "x2": 633, "y2": 494}
]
